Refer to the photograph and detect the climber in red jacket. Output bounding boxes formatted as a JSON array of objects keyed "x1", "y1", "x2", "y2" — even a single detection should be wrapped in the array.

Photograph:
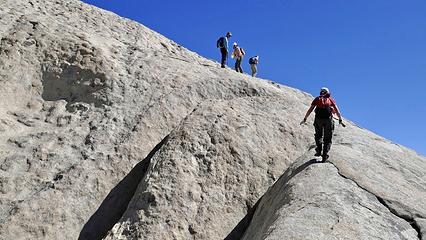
[{"x1": 301, "y1": 87, "x2": 344, "y2": 161}]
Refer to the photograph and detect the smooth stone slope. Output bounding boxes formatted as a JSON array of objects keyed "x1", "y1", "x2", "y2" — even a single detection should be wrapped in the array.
[
  {"x1": 242, "y1": 150, "x2": 424, "y2": 240},
  {"x1": 0, "y1": 0, "x2": 310, "y2": 239},
  {"x1": 0, "y1": 0, "x2": 425, "y2": 240}
]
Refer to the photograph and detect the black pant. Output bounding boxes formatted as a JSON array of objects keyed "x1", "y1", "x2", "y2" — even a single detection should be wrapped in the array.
[
  {"x1": 314, "y1": 116, "x2": 334, "y2": 155},
  {"x1": 220, "y1": 48, "x2": 228, "y2": 67},
  {"x1": 235, "y1": 57, "x2": 243, "y2": 73}
]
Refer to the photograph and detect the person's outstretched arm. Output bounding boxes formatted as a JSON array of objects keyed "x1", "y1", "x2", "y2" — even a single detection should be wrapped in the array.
[
  {"x1": 334, "y1": 104, "x2": 342, "y2": 121},
  {"x1": 302, "y1": 105, "x2": 315, "y2": 124},
  {"x1": 330, "y1": 98, "x2": 342, "y2": 121}
]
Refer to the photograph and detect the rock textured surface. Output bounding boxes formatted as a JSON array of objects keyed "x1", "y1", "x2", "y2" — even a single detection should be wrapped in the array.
[
  {"x1": 0, "y1": 0, "x2": 425, "y2": 240},
  {"x1": 242, "y1": 150, "x2": 423, "y2": 240}
]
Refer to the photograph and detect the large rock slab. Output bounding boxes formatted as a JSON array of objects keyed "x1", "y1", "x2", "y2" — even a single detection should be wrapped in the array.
[
  {"x1": 241, "y1": 126, "x2": 426, "y2": 239},
  {"x1": 242, "y1": 152, "x2": 419, "y2": 240},
  {"x1": 101, "y1": 96, "x2": 313, "y2": 239},
  {"x1": 0, "y1": 0, "x2": 425, "y2": 240},
  {"x1": 0, "y1": 0, "x2": 310, "y2": 239}
]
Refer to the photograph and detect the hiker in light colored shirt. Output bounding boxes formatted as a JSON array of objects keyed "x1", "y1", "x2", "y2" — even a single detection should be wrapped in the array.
[{"x1": 232, "y1": 42, "x2": 245, "y2": 73}]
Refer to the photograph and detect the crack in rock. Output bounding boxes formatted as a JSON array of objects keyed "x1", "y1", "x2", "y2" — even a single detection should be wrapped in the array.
[
  {"x1": 224, "y1": 196, "x2": 262, "y2": 240},
  {"x1": 225, "y1": 158, "x2": 319, "y2": 240},
  {"x1": 376, "y1": 197, "x2": 423, "y2": 240},
  {"x1": 329, "y1": 162, "x2": 422, "y2": 240},
  {"x1": 78, "y1": 135, "x2": 170, "y2": 240}
]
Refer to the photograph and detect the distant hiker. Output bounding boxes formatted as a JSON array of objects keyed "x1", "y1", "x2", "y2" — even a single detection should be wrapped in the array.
[
  {"x1": 301, "y1": 87, "x2": 344, "y2": 162},
  {"x1": 217, "y1": 32, "x2": 232, "y2": 68},
  {"x1": 232, "y1": 42, "x2": 245, "y2": 73},
  {"x1": 249, "y1": 56, "x2": 259, "y2": 77}
]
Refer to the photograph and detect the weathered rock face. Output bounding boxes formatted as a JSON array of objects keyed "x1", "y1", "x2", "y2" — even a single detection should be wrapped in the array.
[
  {"x1": 100, "y1": 97, "x2": 313, "y2": 240},
  {"x1": 242, "y1": 150, "x2": 424, "y2": 240},
  {"x1": 0, "y1": 0, "x2": 425, "y2": 240}
]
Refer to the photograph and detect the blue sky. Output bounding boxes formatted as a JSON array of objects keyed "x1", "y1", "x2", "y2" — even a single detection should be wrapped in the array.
[{"x1": 82, "y1": 0, "x2": 426, "y2": 156}]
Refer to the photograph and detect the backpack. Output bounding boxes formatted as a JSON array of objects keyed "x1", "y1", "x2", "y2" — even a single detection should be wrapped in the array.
[
  {"x1": 240, "y1": 47, "x2": 245, "y2": 56},
  {"x1": 315, "y1": 96, "x2": 336, "y2": 118},
  {"x1": 217, "y1": 37, "x2": 225, "y2": 48},
  {"x1": 249, "y1": 57, "x2": 256, "y2": 64}
]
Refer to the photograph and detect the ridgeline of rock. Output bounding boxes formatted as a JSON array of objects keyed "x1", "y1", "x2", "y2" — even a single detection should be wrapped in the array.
[{"x1": 0, "y1": 0, "x2": 425, "y2": 239}]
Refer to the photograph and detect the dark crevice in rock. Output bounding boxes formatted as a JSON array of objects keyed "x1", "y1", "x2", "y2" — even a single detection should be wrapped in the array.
[
  {"x1": 224, "y1": 197, "x2": 262, "y2": 240},
  {"x1": 376, "y1": 197, "x2": 422, "y2": 240},
  {"x1": 52, "y1": 164, "x2": 76, "y2": 183},
  {"x1": 29, "y1": 21, "x2": 38, "y2": 30},
  {"x1": 329, "y1": 162, "x2": 422, "y2": 239},
  {"x1": 78, "y1": 134, "x2": 170, "y2": 240},
  {"x1": 77, "y1": 102, "x2": 210, "y2": 239},
  {"x1": 225, "y1": 158, "x2": 319, "y2": 240}
]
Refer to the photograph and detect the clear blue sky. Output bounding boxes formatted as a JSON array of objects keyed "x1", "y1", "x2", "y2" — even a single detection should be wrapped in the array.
[{"x1": 82, "y1": 0, "x2": 426, "y2": 156}]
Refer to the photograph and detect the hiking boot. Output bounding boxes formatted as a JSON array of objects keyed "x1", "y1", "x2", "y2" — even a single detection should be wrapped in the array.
[
  {"x1": 321, "y1": 154, "x2": 329, "y2": 162},
  {"x1": 314, "y1": 146, "x2": 322, "y2": 157}
]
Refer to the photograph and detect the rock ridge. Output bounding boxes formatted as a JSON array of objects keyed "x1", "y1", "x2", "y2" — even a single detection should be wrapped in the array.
[{"x1": 241, "y1": 151, "x2": 422, "y2": 240}]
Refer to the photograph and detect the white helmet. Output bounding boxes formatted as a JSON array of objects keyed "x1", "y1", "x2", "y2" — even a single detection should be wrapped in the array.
[{"x1": 320, "y1": 87, "x2": 329, "y2": 94}]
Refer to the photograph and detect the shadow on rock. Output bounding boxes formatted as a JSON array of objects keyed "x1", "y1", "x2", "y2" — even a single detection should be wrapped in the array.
[
  {"x1": 41, "y1": 64, "x2": 109, "y2": 110},
  {"x1": 78, "y1": 135, "x2": 169, "y2": 240}
]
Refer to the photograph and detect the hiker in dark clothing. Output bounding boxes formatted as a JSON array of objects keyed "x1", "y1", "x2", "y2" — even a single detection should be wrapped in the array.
[
  {"x1": 217, "y1": 32, "x2": 232, "y2": 68},
  {"x1": 301, "y1": 87, "x2": 344, "y2": 161}
]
